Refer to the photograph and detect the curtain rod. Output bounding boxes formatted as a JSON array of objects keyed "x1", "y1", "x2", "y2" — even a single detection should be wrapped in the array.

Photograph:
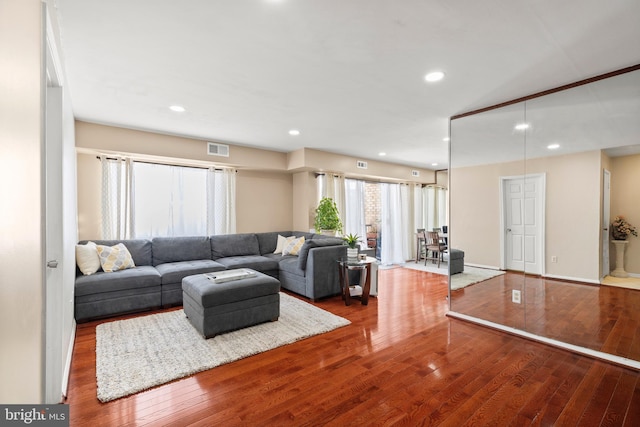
[
  {"x1": 95, "y1": 156, "x2": 232, "y2": 172},
  {"x1": 315, "y1": 172, "x2": 432, "y2": 186}
]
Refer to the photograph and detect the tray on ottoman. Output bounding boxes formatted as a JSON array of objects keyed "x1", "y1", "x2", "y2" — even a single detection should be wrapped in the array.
[{"x1": 182, "y1": 269, "x2": 281, "y2": 338}]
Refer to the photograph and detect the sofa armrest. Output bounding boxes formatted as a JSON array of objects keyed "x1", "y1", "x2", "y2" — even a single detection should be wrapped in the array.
[{"x1": 304, "y1": 245, "x2": 347, "y2": 299}]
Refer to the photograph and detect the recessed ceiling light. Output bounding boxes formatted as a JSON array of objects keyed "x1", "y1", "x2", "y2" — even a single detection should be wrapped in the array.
[
  {"x1": 378, "y1": 152, "x2": 387, "y2": 156},
  {"x1": 432, "y1": 163, "x2": 438, "y2": 166},
  {"x1": 288, "y1": 129, "x2": 300, "y2": 136},
  {"x1": 169, "y1": 105, "x2": 186, "y2": 112},
  {"x1": 547, "y1": 143, "x2": 560, "y2": 150},
  {"x1": 514, "y1": 123, "x2": 530, "y2": 131},
  {"x1": 424, "y1": 71, "x2": 445, "y2": 82},
  {"x1": 443, "y1": 137, "x2": 450, "y2": 142}
]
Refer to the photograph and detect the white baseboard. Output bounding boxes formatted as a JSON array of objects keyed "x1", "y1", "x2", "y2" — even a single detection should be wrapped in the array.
[
  {"x1": 61, "y1": 320, "x2": 76, "y2": 400},
  {"x1": 447, "y1": 311, "x2": 640, "y2": 371},
  {"x1": 543, "y1": 274, "x2": 600, "y2": 285},
  {"x1": 464, "y1": 262, "x2": 501, "y2": 271}
]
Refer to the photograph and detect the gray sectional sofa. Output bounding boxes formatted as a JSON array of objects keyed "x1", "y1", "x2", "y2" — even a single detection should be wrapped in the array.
[{"x1": 75, "y1": 231, "x2": 346, "y2": 322}]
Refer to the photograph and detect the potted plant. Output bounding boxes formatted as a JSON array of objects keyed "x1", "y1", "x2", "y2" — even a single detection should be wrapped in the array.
[
  {"x1": 343, "y1": 233, "x2": 361, "y2": 258},
  {"x1": 611, "y1": 215, "x2": 638, "y2": 240},
  {"x1": 314, "y1": 197, "x2": 343, "y2": 235}
]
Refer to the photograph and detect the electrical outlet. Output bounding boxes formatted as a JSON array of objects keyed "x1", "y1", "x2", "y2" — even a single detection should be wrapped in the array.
[
  {"x1": 551, "y1": 256, "x2": 558, "y2": 263},
  {"x1": 512, "y1": 289, "x2": 521, "y2": 304}
]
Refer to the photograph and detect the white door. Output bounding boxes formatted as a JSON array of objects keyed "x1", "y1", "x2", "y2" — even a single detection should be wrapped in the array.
[
  {"x1": 602, "y1": 169, "x2": 611, "y2": 277},
  {"x1": 503, "y1": 175, "x2": 544, "y2": 274},
  {"x1": 505, "y1": 179, "x2": 525, "y2": 271},
  {"x1": 45, "y1": 85, "x2": 64, "y2": 403}
]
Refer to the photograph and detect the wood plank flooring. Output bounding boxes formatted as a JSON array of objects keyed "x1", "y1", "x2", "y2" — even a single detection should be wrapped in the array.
[
  {"x1": 450, "y1": 272, "x2": 640, "y2": 360},
  {"x1": 65, "y1": 268, "x2": 640, "y2": 426}
]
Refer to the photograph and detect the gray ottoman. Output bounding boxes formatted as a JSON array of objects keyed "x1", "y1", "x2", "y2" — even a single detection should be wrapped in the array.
[
  {"x1": 182, "y1": 269, "x2": 281, "y2": 338},
  {"x1": 447, "y1": 249, "x2": 465, "y2": 275}
]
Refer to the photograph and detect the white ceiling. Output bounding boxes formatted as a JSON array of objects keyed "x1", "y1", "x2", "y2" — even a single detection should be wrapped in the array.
[{"x1": 53, "y1": 0, "x2": 640, "y2": 169}]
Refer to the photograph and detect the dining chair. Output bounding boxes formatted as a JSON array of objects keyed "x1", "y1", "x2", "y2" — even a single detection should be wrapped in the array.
[
  {"x1": 415, "y1": 229, "x2": 426, "y2": 263},
  {"x1": 425, "y1": 231, "x2": 447, "y2": 267}
]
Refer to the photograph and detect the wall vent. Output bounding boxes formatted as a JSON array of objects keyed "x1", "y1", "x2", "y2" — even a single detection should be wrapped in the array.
[
  {"x1": 411, "y1": 170, "x2": 420, "y2": 177},
  {"x1": 207, "y1": 142, "x2": 229, "y2": 157},
  {"x1": 356, "y1": 160, "x2": 368, "y2": 169}
]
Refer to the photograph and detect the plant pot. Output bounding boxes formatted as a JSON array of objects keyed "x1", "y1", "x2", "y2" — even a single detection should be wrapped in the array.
[
  {"x1": 321, "y1": 230, "x2": 336, "y2": 236},
  {"x1": 347, "y1": 248, "x2": 358, "y2": 258}
]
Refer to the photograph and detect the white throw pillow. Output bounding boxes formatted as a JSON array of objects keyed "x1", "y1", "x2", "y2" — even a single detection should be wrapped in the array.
[
  {"x1": 283, "y1": 236, "x2": 306, "y2": 256},
  {"x1": 76, "y1": 241, "x2": 101, "y2": 275},
  {"x1": 96, "y1": 243, "x2": 136, "y2": 273},
  {"x1": 274, "y1": 234, "x2": 295, "y2": 254}
]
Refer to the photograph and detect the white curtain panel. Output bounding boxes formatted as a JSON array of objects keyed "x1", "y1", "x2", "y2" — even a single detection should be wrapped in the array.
[
  {"x1": 344, "y1": 179, "x2": 367, "y2": 248},
  {"x1": 132, "y1": 162, "x2": 208, "y2": 238},
  {"x1": 207, "y1": 168, "x2": 236, "y2": 235},
  {"x1": 380, "y1": 183, "x2": 412, "y2": 265},
  {"x1": 317, "y1": 174, "x2": 346, "y2": 232},
  {"x1": 421, "y1": 186, "x2": 448, "y2": 232},
  {"x1": 437, "y1": 187, "x2": 448, "y2": 228},
  {"x1": 100, "y1": 156, "x2": 133, "y2": 239}
]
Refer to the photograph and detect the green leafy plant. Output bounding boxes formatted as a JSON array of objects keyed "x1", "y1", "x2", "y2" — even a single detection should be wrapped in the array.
[
  {"x1": 612, "y1": 215, "x2": 638, "y2": 240},
  {"x1": 314, "y1": 197, "x2": 343, "y2": 233},
  {"x1": 342, "y1": 233, "x2": 361, "y2": 249}
]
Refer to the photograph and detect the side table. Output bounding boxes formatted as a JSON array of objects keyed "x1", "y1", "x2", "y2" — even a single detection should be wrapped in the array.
[{"x1": 337, "y1": 258, "x2": 371, "y2": 306}]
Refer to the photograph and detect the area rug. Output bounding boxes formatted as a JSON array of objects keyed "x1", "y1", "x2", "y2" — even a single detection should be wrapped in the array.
[
  {"x1": 402, "y1": 263, "x2": 505, "y2": 290},
  {"x1": 601, "y1": 275, "x2": 640, "y2": 290},
  {"x1": 96, "y1": 292, "x2": 350, "y2": 402}
]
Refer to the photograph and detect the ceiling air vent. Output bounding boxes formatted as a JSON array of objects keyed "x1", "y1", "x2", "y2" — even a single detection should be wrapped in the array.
[
  {"x1": 207, "y1": 142, "x2": 229, "y2": 157},
  {"x1": 412, "y1": 170, "x2": 420, "y2": 177},
  {"x1": 356, "y1": 160, "x2": 368, "y2": 169}
]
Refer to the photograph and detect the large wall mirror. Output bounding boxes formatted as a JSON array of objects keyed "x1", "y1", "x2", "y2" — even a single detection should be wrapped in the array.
[{"x1": 448, "y1": 65, "x2": 640, "y2": 367}]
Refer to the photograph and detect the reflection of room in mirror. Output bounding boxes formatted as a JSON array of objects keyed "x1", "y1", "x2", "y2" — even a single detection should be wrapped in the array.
[{"x1": 448, "y1": 66, "x2": 640, "y2": 368}]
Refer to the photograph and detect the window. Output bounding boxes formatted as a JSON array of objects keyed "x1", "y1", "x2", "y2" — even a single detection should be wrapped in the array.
[
  {"x1": 100, "y1": 157, "x2": 235, "y2": 239},
  {"x1": 132, "y1": 162, "x2": 208, "y2": 238}
]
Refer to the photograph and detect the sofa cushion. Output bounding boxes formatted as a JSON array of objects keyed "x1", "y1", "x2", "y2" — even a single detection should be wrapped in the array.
[
  {"x1": 279, "y1": 256, "x2": 305, "y2": 276},
  {"x1": 210, "y1": 234, "x2": 260, "y2": 259},
  {"x1": 155, "y1": 260, "x2": 227, "y2": 284},
  {"x1": 297, "y1": 238, "x2": 344, "y2": 270},
  {"x1": 80, "y1": 239, "x2": 153, "y2": 267},
  {"x1": 215, "y1": 255, "x2": 279, "y2": 272},
  {"x1": 152, "y1": 236, "x2": 211, "y2": 266},
  {"x1": 75, "y1": 266, "x2": 161, "y2": 296}
]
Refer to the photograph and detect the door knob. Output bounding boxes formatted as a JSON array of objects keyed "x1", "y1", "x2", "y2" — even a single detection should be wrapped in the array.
[
  {"x1": 47, "y1": 260, "x2": 59, "y2": 268},
  {"x1": 507, "y1": 228, "x2": 512, "y2": 232}
]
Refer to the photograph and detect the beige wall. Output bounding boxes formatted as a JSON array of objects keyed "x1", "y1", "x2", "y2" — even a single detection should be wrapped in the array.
[
  {"x1": 288, "y1": 148, "x2": 437, "y2": 184},
  {"x1": 451, "y1": 150, "x2": 602, "y2": 282},
  {"x1": 76, "y1": 121, "x2": 289, "y2": 171},
  {"x1": 0, "y1": 0, "x2": 44, "y2": 403},
  {"x1": 610, "y1": 153, "x2": 640, "y2": 274},
  {"x1": 236, "y1": 170, "x2": 293, "y2": 233},
  {"x1": 292, "y1": 172, "x2": 317, "y2": 232},
  {"x1": 77, "y1": 153, "x2": 102, "y2": 240}
]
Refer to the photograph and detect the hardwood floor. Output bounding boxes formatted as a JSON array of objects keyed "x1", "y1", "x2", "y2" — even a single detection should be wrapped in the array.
[
  {"x1": 450, "y1": 272, "x2": 640, "y2": 360},
  {"x1": 66, "y1": 268, "x2": 640, "y2": 426}
]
